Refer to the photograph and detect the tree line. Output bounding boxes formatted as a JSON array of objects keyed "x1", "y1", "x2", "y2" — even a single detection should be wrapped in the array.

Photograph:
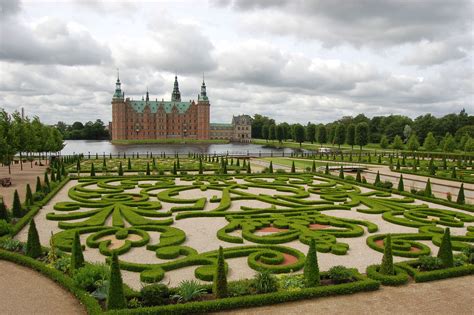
[
  {"x1": 252, "y1": 109, "x2": 474, "y2": 152},
  {"x1": 56, "y1": 119, "x2": 110, "y2": 140},
  {"x1": 0, "y1": 109, "x2": 64, "y2": 174}
]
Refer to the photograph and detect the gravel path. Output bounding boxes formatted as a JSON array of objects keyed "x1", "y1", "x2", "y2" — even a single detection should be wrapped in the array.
[
  {"x1": 218, "y1": 275, "x2": 474, "y2": 315},
  {"x1": 0, "y1": 260, "x2": 86, "y2": 315}
]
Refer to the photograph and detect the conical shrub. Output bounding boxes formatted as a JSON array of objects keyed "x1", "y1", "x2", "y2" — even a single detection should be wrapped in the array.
[
  {"x1": 35, "y1": 176, "x2": 42, "y2": 193},
  {"x1": 146, "y1": 162, "x2": 151, "y2": 175},
  {"x1": 269, "y1": 161, "x2": 273, "y2": 173},
  {"x1": 90, "y1": 163, "x2": 95, "y2": 176},
  {"x1": 213, "y1": 246, "x2": 228, "y2": 298},
  {"x1": 291, "y1": 161, "x2": 296, "y2": 173},
  {"x1": 397, "y1": 175, "x2": 404, "y2": 192},
  {"x1": 456, "y1": 184, "x2": 465, "y2": 205},
  {"x1": 304, "y1": 238, "x2": 320, "y2": 287},
  {"x1": 379, "y1": 234, "x2": 394, "y2": 275},
  {"x1": 107, "y1": 252, "x2": 126, "y2": 310},
  {"x1": 425, "y1": 179, "x2": 432, "y2": 197},
  {"x1": 437, "y1": 228, "x2": 454, "y2": 268},
  {"x1": 26, "y1": 219, "x2": 42, "y2": 258},
  {"x1": 25, "y1": 184, "x2": 33, "y2": 207},
  {"x1": 356, "y1": 169, "x2": 361, "y2": 182},
  {"x1": 118, "y1": 162, "x2": 123, "y2": 176},
  {"x1": 339, "y1": 166, "x2": 344, "y2": 179},
  {"x1": 70, "y1": 231, "x2": 85, "y2": 272},
  {"x1": 0, "y1": 200, "x2": 9, "y2": 222},
  {"x1": 374, "y1": 171, "x2": 381, "y2": 185},
  {"x1": 12, "y1": 190, "x2": 23, "y2": 218}
]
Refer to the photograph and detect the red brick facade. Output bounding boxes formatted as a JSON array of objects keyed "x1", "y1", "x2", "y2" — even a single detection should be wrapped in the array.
[{"x1": 111, "y1": 76, "x2": 210, "y2": 141}]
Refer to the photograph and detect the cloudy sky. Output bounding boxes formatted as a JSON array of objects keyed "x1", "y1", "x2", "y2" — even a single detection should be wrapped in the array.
[{"x1": 0, "y1": 0, "x2": 473, "y2": 125}]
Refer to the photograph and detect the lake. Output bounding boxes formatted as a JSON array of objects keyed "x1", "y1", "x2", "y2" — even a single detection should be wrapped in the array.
[{"x1": 60, "y1": 140, "x2": 304, "y2": 156}]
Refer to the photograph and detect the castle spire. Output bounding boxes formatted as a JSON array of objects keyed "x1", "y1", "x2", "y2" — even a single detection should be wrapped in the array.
[
  {"x1": 113, "y1": 69, "x2": 123, "y2": 100},
  {"x1": 199, "y1": 74, "x2": 208, "y2": 101},
  {"x1": 171, "y1": 75, "x2": 181, "y2": 102}
]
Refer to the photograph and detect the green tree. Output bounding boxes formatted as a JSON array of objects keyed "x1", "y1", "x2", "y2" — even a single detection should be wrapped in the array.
[
  {"x1": 392, "y1": 135, "x2": 404, "y2": 151},
  {"x1": 355, "y1": 122, "x2": 369, "y2": 150},
  {"x1": 423, "y1": 132, "x2": 438, "y2": 151},
  {"x1": 262, "y1": 124, "x2": 269, "y2": 141},
  {"x1": 107, "y1": 252, "x2": 126, "y2": 310},
  {"x1": 26, "y1": 219, "x2": 42, "y2": 258},
  {"x1": 316, "y1": 125, "x2": 327, "y2": 147},
  {"x1": 442, "y1": 133, "x2": 456, "y2": 152},
  {"x1": 334, "y1": 124, "x2": 346, "y2": 148},
  {"x1": 407, "y1": 134, "x2": 420, "y2": 152},
  {"x1": 304, "y1": 238, "x2": 320, "y2": 287},
  {"x1": 306, "y1": 123, "x2": 316, "y2": 143},
  {"x1": 213, "y1": 246, "x2": 228, "y2": 298},
  {"x1": 293, "y1": 124, "x2": 305, "y2": 147},
  {"x1": 70, "y1": 231, "x2": 85, "y2": 272},
  {"x1": 275, "y1": 124, "x2": 284, "y2": 143},
  {"x1": 346, "y1": 124, "x2": 356, "y2": 149},
  {"x1": 379, "y1": 135, "x2": 389, "y2": 149},
  {"x1": 379, "y1": 234, "x2": 394, "y2": 275},
  {"x1": 464, "y1": 136, "x2": 474, "y2": 152},
  {"x1": 437, "y1": 228, "x2": 454, "y2": 268},
  {"x1": 268, "y1": 124, "x2": 276, "y2": 141}
]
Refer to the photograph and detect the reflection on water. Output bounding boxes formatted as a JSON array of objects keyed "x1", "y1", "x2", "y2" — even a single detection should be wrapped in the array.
[{"x1": 61, "y1": 140, "x2": 304, "y2": 155}]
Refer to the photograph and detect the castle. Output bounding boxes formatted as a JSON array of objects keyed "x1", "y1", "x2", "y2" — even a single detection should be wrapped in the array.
[{"x1": 110, "y1": 75, "x2": 252, "y2": 142}]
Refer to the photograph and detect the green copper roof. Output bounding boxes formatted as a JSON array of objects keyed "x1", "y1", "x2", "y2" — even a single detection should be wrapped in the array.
[
  {"x1": 129, "y1": 100, "x2": 191, "y2": 114},
  {"x1": 210, "y1": 123, "x2": 233, "y2": 129}
]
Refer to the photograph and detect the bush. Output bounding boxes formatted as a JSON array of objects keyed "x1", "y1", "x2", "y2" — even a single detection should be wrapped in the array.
[
  {"x1": 379, "y1": 234, "x2": 394, "y2": 275},
  {"x1": 228, "y1": 280, "x2": 255, "y2": 297},
  {"x1": 328, "y1": 266, "x2": 353, "y2": 284},
  {"x1": 213, "y1": 246, "x2": 228, "y2": 298},
  {"x1": 0, "y1": 201, "x2": 9, "y2": 222},
  {"x1": 140, "y1": 283, "x2": 170, "y2": 306},
  {"x1": 73, "y1": 263, "x2": 109, "y2": 292},
  {"x1": 304, "y1": 238, "x2": 320, "y2": 287},
  {"x1": 107, "y1": 252, "x2": 126, "y2": 310},
  {"x1": 53, "y1": 256, "x2": 71, "y2": 273},
  {"x1": 0, "y1": 238, "x2": 22, "y2": 251},
  {"x1": 12, "y1": 190, "x2": 23, "y2": 218},
  {"x1": 437, "y1": 228, "x2": 454, "y2": 268},
  {"x1": 172, "y1": 280, "x2": 206, "y2": 303},
  {"x1": 253, "y1": 270, "x2": 278, "y2": 294},
  {"x1": 26, "y1": 219, "x2": 42, "y2": 258},
  {"x1": 0, "y1": 220, "x2": 11, "y2": 236},
  {"x1": 71, "y1": 231, "x2": 85, "y2": 272},
  {"x1": 366, "y1": 265, "x2": 409, "y2": 286},
  {"x1": 418, "y1": 256, "x2": 444, "y2": 271},
  {"x1": 278, "y1": 274, "x2": 305, "y2": 290}
]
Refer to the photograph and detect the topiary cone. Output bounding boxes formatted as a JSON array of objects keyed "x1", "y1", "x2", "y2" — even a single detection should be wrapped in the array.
[
  {"x1": 379, "y1": 234, "x2": 394, "y2": 275},
  {"x1": 213, "y1": 246, "x2": 228, "y2": 298},
  {"x1": 304, "y1": 238, "x2": 320, "y2": 287},
  {"x1": 26, "y1": 219, "x2": 42, "y2": 258},
  {"x1": 70, "y1": 231, "x2": 85, "y2": 272},
  {"x1": 107, "y1": 252, "x2": 126, "y2": 310},
  {"x1": 437, "y1": 228, "x2": 454, "y2": 268}
]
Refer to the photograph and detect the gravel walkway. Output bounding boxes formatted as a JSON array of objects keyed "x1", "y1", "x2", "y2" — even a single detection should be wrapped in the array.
[
  {"x1": 0, "y1": 260, "x2": 86, "y2": 315},
  {"x1": 218, "y1": 275, "x2": 474, "y2": 315}
]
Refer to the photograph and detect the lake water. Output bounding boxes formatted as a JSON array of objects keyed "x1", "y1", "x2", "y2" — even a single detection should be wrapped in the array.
[{"x1": 61, "y1": 140, "x2": 303, "y2": 156}]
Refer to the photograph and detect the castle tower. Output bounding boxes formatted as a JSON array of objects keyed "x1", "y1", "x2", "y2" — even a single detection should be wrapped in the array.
[
  {"x1": 171, "y1": 76, "x2": 181, "y2": 102},
  {"x1": 197, "y1": 75, "x2": 210, "y2": 139},
  {"x1": 111, "y1": 71, "x2": 127, "y2": 140}
]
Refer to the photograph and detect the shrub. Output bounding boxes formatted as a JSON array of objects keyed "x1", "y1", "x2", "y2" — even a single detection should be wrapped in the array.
[
  {"x1": 419, "y1": 256, "x2": 444, "y2": 271},
  {"x1": 73, "y1": 263, "x2": 109, "y2": 292},
  {"x1": 291, "y1": 161, "x2": 295, "y2": 173},
  {"x1": 356, "y1": 169, "x2": 361, "y2": 182},
  {"x1": 53, "y1": 256, "x2": 71, "y2": 273},
  {"x1": 228, "y1": 280, "x2": 255, "y2": 297},
  {"x1": 12, "y1": 190, "x2": 23, "y2": 218},
  {"x1": 35, "y1": 176, "x2": 42, "y2": 193},
  {"x1": 424, "y1": 179, "x2": 432, "y2": 197},
  {"x1": 107, "y1": 252, "x2": 126, "y2": 310},
  {"x1": 253, "y1": 270, "x2": 278, "y2": 294},
  {"x1": 397, "y1": 175, "x2": 404, "y2": 192},
  {"x1": 172, "y1": 280, "x2": 206, "y2": 303},
  {"x1": 25, "y1": 184, "x2": 33, "y2": 207},
  {"x1": 118, "y1": 162, "x2": 124, "y2": 176},
  {"x1": 213, "y1": 246, "x2": 228, "y2": 298},
  {"x1": 0, "y1": 220, "x2": 11, "y2": 236},
  {"x1": 345, "y1": 175, "x2": 355, "y2": 181},
  {"x1": 328, "y1": 266, "x2": 353, "y2": 284},
  {"x1": 0, "y1": 201, "x2": 9, "y2": 222},
  {"x1": 461, "y1": 247, "x2": 474, "y2": 264},
  {"x1": 374, "y1": 171, "x2": 380, "y2": 185},
  {"x1": 90, "y1": 163, "x2": 95, "y2": 176},
  {"x1": 32, "y1": 191, "x2": 45, "y2": 202},
  {"x1": 278, "y1": 274, "x2": 305, "y2": 290},
  {"x1": 339, "y1": 166, "x2": 344, "y2": 179},
  {"x1": 437, "y1": 228, "x2": 454, "y2": 268},
  {"x1": 456, "y1": 184, "x2": 465, "y2": 205},
  {"x1": 71, "y1": 231, "x2": 85, "y2": 272},
  {"x1": 140, "y1": 283, "x2": 170, "y2": 306},
  {"x1": 0, "y1": 238, "x2": 22, "y2": 251},
  {"x1": 26, "y1": 219, "x2": 42, "y2": 258},
  {"x1": 379, "y1": 234, "x2": 394, "y2": 275},
  {"x1": 304, "y1": 238, "x2": 320, "y2": 287}
]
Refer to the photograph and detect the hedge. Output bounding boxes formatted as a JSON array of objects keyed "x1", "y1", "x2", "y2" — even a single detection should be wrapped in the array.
[
  {"x1": 366, "y1": 264, "x2": 409, "y2": 286},
  {"x1": 106, "y1": 273, "x2": 379, "y2": 315},
  {"x1": 396, "y1": 259, "x2": 474, "y2": 282}
]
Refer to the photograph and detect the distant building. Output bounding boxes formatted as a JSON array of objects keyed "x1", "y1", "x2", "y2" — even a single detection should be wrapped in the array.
[{"x1": 110, "y1": 75, "x2": 251, "y2": 142}]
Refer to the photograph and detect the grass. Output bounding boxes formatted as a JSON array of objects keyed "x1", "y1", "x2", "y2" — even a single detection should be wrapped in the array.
[
  {"x1": 111, "y1": 139, "x2": 229, "y2": 145},
  {"x1": 261, "y1": 157, "x2": 337, "y2": 170}
]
